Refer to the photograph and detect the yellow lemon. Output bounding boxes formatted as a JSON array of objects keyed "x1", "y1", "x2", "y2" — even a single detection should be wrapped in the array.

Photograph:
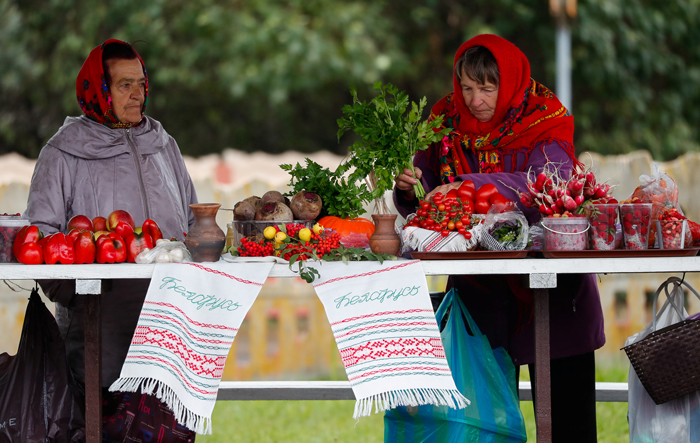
[
  {"x1": 275, "y1": 231, "x2": 287, "y2": 243},
  {"x1": 312, "y1": 223, "x2": 324, "y2": 235},
  {"x1": 263, "y1": 226, "x2": 277, "y2": 239},
  {"x1": 298, "y1": 228, "x2": 312, "y2": 242}
]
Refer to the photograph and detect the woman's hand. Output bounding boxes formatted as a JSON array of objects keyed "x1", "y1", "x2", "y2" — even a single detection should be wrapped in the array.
[
  {"x1": 424, "y1": 182, "x2": 461, "y2": 201},
  {"x1": 395, "y1": 167, "x2": 423, "y2": 200}
]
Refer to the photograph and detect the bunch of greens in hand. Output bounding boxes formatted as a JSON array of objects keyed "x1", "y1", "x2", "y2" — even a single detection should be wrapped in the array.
[
  {"x1": 337, "y1": 82, "x2": 450, "y2": 207},
  {"x1": 280, "y1": 158, "x2": 373, "y2": 219}
]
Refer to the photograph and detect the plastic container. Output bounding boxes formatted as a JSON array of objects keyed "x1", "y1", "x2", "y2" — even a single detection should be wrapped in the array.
[
  {"x1": 584, "y1": 204, "x2": 618, "y2": 250},
  {"x1": 655, "y1": 219, "x2": 688, "y2": 250},
  {"x1": 230, "y1": 220, "x2": 314, "y2": 248},
  {"x1": 618, "y1": 203, "x2": 652, "y2": 250},
  {"x1": 0, "y1": 216, "x2": 30, "y2": 262},
  {"x1": 541, "y1": 216, "x2": 589, "y2": 251}
]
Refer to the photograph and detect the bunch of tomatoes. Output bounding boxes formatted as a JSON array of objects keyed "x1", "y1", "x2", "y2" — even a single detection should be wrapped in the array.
[{"x1": 404, "y1": 181, "x2": 514, "y2": 238}]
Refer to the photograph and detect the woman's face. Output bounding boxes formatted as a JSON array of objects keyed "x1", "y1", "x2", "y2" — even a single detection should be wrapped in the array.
[
  {"x1": 106, "y1": 58, "x2": 146, "y2": 125},
  {"x1": 460, "y1": 70, "x2": 498, "y2": 123}
]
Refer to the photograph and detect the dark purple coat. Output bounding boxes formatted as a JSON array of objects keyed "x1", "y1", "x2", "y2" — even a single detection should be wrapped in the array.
[{"x1": 395, "y1": 140, "x2": 605, "y2": 365}]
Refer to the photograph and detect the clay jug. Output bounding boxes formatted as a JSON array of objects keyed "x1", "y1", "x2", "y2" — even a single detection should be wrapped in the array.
[
  {"x1": 369, "y1": 214, "x2": 401, "y2": 256},
  {"x1": 185, "y1": 203, "x2": 226, "y2": 262}
]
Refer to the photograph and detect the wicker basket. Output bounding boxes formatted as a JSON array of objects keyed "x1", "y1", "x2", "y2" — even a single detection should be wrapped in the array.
[{"x1": 623, "y1": 277, "x2": 700, "y2": 405}]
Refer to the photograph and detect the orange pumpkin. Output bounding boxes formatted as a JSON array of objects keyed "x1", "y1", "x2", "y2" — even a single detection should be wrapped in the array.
[{"x1": 317, "y1": 216, "x2": 375, "y2": 240}]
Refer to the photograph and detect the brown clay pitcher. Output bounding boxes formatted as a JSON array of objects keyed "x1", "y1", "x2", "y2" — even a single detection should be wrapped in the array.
[
  {"x1": 369, "y1": 214, "x2": 401, "y2": 256},
  {"x1": 185, "y1": 203, "x2": 226, "y2": 262}
]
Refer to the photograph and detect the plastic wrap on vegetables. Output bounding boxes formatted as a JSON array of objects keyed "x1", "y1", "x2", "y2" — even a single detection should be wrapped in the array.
[
  {"x1": 135, "y1": 239, "x2": 192, "y2": 264},
  {"x1": 479, "y1": 208, "x2": 529, "y2": 251}
]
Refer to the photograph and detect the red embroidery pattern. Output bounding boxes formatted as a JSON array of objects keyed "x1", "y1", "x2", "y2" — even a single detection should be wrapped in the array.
[
  {"x1": 126, "y1": 355, "x2": 216, "y2": 395},
  {"x1": 133, "y1": 326, "x2": 228, "y2": 378},
  {"x1": 340, "y1": 338, "x2": 445, "y2": 367},
  {"x1": 348, "y1": 365, "x2": 451, "y2": 383},
  {"x1": 314, "y1": 261, "x2": 418, "y2": 288},
  {"x1": 330, "y1": 309, "x2": 434, "y2": 327},
  {"x1": 144, "y1": 301, "x2": 238, "y2": 331},
  {"x1": 183, "y1": 262, "x2": 264, "y2": 286},
  {"x1": 138, "y1": 315, "x2": 235, "y2": 343},
  {"x1": 335, "y1": 321, "x2": 435, "y2": 339}
]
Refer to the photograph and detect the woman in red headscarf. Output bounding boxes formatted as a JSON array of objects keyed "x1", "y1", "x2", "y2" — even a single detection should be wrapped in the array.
[
  {"x1": 394, "y1": 35, "x2": 602, "y2": 442},
  {"x1": 26, "y1": 39, "x2": 198, "y2": 440}
]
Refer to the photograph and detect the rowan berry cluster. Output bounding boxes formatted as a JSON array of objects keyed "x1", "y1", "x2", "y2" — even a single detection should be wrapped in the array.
[
  {"x1": 238, "y1": 237, "x2": 275, "y2": 257},
  {"x1": 237, "y1": 224, "x2": 342, "y2": 259}
]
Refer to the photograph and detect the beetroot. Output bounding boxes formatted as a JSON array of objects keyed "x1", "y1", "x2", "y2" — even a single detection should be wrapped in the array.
[
  {"x1": 261, "y1": 191, "x2": 286, "y2": 205},
  {"x1": 290, "y1": 191, "x2": 322, "y2": 220},
  {"x1": 255, "y1": 201, "x2": 293, "y2": 221},
  {"x1": 233, "y1": 200, "x2": 256, "y2": 220}
]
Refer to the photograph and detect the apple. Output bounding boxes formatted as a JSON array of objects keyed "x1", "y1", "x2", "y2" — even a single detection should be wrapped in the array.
[
  {"x1": 107, "y1": 210, "x2": 135, "y2": 232},
  {"x1": 92, "y1": 216, "x2": 108, "y2": 232},
  {"x1": 68, "y1": 215, "x2": 93, "y2": 232},
  {"x1": 94, "y1": 230, "x2": 110, "y2": 240}
]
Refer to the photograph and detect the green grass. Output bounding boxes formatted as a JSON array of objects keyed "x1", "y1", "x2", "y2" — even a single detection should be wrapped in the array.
[{"x1": 198, "y1": 358, "x2": 630, "y2": 442}]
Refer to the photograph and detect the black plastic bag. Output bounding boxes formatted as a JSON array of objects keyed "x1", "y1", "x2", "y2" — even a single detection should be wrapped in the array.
[{"x1": 0, "y1": 288, "x2": 85, "y2": 442}]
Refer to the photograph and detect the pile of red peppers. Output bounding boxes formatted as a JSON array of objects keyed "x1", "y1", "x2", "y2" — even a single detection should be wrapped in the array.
[{"x1": 13, "y1": 218, "x2": 163, "y2": 265}]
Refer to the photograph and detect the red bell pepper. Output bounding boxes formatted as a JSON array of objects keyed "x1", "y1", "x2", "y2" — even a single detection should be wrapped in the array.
[
  {"x1": 43, "y1": 232, "x2": 75, "y2": 265},
  {"x1": 124, "y1": 231, "x2": 154, "y2": 262},
  {"x1": 73, "y1": 231, "x2": 96, "y2": 264},
  {"x1": 96, "y1": 232, "x2": 127, "y2": 264},
  {"x1": 114, "y1": 221, "x2": 134, "y2": 239},
  {"x1": 13, "y1": 225, "x2": 43, "y2": 259},
  {"x1": 66, "y1": 229, "x2": 81, "y2": 247},
  {"x1": 38, "y1": 233, "x2": 51, "y2": 249},
  {"x1": 17, "y1": 242, "x2": 43, "y2": 265},
  {"x1": 142, "y1": 219, "x2": 163, "y2": 243}
]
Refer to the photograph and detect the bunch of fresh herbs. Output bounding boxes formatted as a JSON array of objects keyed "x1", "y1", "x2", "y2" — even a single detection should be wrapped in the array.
[
  {"x1": 280, "y1": 158, "x2": 373, "y2": 219},
  {"x1": 337, "y1": 82, "x2": 450, "y2": 205},
  {"x1": 488, "y1": 220, "x2": 523, "y2": 244}
]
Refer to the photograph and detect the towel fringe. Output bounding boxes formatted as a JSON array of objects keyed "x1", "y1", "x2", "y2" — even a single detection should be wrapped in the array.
[
  {"x1": 352, "y1": 388, "x2": 470, "y2": 419},
  {"x1": 109, "y1": 377, "x2": 213, "y2": 435}
]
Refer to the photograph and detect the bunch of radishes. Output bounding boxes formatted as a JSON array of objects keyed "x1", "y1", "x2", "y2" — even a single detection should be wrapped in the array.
[{"x1": 514, "y1": 164, "x2": 616, "y2": 216}]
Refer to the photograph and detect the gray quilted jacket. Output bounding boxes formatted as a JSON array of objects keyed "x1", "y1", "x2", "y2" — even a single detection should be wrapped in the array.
[{"x1": 26, "y1": 115, "x2": 198, "y2": 386}]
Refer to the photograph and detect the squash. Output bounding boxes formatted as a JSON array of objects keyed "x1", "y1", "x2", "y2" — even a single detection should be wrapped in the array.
[{"x1": 317, "y1": 216, "x2": 375, "y2": 240}]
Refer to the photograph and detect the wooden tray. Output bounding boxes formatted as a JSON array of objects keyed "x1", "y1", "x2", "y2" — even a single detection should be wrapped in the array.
[
  {"x1": 408, "y1": 250, "x2": 529, "y2": 260},
  {"x1": 540, "y1": 248, "x2": 700, "y2": 258}
]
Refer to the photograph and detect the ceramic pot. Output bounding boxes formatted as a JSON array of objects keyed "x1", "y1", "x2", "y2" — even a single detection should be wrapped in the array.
[
  {"x1": 185, "y1": 203, "x2": 226, "y2": 262},
  {"x1": 369, "y1": 214, "x2": 401, "y2": 256}
]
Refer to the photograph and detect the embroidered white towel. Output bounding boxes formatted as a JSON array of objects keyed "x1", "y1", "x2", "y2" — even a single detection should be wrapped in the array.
[
  {"x1": 109, "y1": 261, "x2": 274, "y2": 434},
  {"x1": 311, "y1": 259, "x2": 469, "y2": 418}
]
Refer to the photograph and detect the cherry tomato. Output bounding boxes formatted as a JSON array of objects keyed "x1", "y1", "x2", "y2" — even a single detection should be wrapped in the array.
[
  {"x1": 458, "y1": 227, "x2": 466, "y2": 234},
  {"x1": 460, "y1": 215, "x2": 471, "y2": 225},
  {"x1": 464, "y1": 231, "x2": 472, "y2": 240},
  {"x1": 448, "y1": 211, "x2": 457, "y2": 219},
  {"x1": 456, "y1": 184, "x2": 476, "y2": 202},
  {"x1": 447, "y1": 221, "x2": 455, "y2": 230},
  {"x1": 437, "y1": 204, "x2": 446, "y2": 212},
  {"x1": 475, "y1": 199, "x2": 491, "y2": 214},
  {"x1": 441, "y1": 220, "x2": 449, "y2": 227},
  {"x1": 455, "y1": 221, "x2": 464, "y2": 229},
  {"x1": 441, "y1": 229, "x2": 450, "y2": 237},
  {"x1": 462, "y1": 201, "x2": 474, "y2": 214},
  {"x1": 475, "y1": 183, "x2": 499, "y2": 202},
  {"x1": 420, "y1": 201, "x2": 430, "y2": 210}
]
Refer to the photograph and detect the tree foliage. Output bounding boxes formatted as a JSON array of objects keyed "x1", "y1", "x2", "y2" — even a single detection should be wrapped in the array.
[{"x1": 1, "y1": 0, "x2": 699, "y2": 161}]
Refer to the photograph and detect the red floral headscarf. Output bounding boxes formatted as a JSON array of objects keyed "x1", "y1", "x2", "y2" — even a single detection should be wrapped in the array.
[
  {"x1": 75, "y1": 39, "x2": 148, "y2": 128},
  {"x1": 427, "y1": 34, "x2": 577, "y2": 181}
]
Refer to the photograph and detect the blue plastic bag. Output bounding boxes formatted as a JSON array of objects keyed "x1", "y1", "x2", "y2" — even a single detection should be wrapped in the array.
[{"x1": 384, "y1": 288, "x2": 526, "y2": 442}]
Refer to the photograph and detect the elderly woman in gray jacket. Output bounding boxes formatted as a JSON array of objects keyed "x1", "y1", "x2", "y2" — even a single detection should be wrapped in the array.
[{"x1": 25, "y1": 40, "x2": 197, "y2": 427}]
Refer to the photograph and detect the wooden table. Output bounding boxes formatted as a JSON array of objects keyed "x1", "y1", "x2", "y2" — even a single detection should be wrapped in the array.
[{"x1": 3, "y1": 256, "x2": 699, "y2": 442}]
